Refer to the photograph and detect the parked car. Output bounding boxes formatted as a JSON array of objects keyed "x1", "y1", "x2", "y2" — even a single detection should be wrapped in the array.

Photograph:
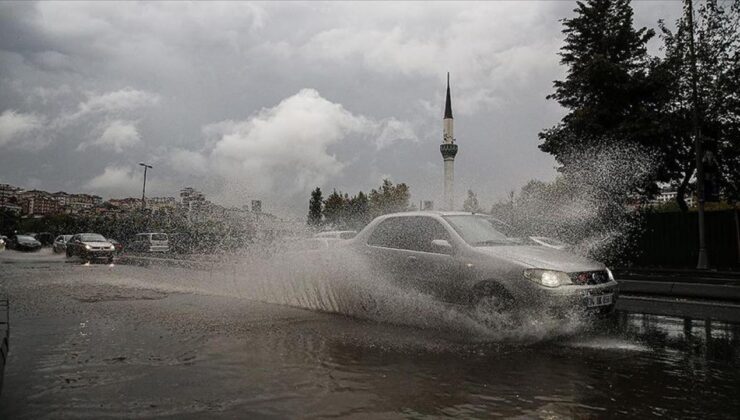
[
  {"x1": 8, "y1": 235, "x2": 42, "y2": 252},
  {"x1": 341, "y1": 212, "x2": 617, "y2": 314},
  {"x1": 314, "y1": 230, "x2": 358, "y2": 240},
  {"x1": 33, "y1": 232, "x2": 54, "y2": 247},
  {"x1": 108, "y1": 239, "x2": 123, "y2": 254},
  {"x1": 66, "y1": 233, "x2": 115, "y2": 262},
  {"x1": 128, "y1": 233, "x2": 170, "y2": 253},
  {"x1": 52, "y1": 235, "x2": 73, "y2": 253}
]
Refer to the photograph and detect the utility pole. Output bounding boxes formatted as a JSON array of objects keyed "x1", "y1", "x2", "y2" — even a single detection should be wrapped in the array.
[
  {"x1": 139, "y1": 162, "x2": 153, "y2": 211},
  {"x1": 687, "y1": 0, "x2": 708, "y2": 269}
]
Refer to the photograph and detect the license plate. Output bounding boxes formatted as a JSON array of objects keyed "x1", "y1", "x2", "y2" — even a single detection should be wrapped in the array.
[{"x1": 587, "y1": 293, "x2": 613, "y2": 308}]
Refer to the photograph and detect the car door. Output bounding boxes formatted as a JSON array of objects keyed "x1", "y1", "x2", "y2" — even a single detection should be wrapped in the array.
[
  {"x1": 395, "y1": 216, "x2": 463, "y2": 303},
  {"x1": 364, "y1": 217, "x2": 415, "y2": 285}
]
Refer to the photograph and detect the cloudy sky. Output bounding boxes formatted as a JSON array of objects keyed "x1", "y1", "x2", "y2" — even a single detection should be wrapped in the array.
[{"x1": 0, "y1": 1, "x2": 682, "y2": 217}]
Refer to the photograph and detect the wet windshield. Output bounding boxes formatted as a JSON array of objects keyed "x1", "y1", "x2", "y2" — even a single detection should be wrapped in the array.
[
  {"x1": 443, "y1": 215, "x2": 520, "y2": 246},
  {"x1": 80, "y1": 234, "x2": 106, "y2": 242}
]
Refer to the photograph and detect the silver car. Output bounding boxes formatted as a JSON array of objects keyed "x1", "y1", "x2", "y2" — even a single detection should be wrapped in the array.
[
  {"x1": 348, "y1": 212, "x2": 617, "y2": 314},
  {"x1": 53, "y1": 235, "x2": 73, "y2": 253}
]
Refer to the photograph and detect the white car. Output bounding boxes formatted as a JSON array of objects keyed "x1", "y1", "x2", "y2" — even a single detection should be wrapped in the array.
[
  {"x1": 129, "y1": 233, "x2": 170, "y2": 253},
  {"x1": 341, "y1": 211, "x2": 617, "y2": 314},
  {"x1": 53, "y1": 235, "x2": 73, "y2": 253}
]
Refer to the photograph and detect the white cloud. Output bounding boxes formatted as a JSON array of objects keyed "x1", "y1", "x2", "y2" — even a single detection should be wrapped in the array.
[
  {"x1": 77, "y1": 119, "x2": 141, "y2": 152},
  {"x1": 0, "y1": 110, "x2": 45, "y2": 148},
  {"x1": 84, "y1": 166, "x2": 140, "y2": 192},
  {"x1": 63, "y1": 88, "x2": 160, "y2": 123},
  {"x1": 84, "y1": 165, "x2": 175, "y2": 198},
  {"x1": 168, "y1": 148, "x2": 208, "y2": 175},
  {"x1": 206, "y1": 88, "x2": 373, "y2": 200},
  {"x1": 374, "y1": 118, "x2": 418, "y2": 150}
]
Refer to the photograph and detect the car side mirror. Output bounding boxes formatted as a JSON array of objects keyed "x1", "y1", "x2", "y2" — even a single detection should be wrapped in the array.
[{"x1": 431, "y1": 239, "x2": 452, "y2": 254}]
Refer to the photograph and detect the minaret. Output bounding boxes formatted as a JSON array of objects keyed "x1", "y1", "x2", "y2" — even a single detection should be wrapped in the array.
[{"x1": 440, "y1": 73, "x2": 458, "y2": 210}]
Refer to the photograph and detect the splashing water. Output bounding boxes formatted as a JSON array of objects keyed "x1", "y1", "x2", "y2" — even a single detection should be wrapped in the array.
[
  {"x1": 108, "y1": 245, "x2": 590, "y2": 343},
  {"x1": 492, "y1": 142, "x2": 657, "y2": 263}
]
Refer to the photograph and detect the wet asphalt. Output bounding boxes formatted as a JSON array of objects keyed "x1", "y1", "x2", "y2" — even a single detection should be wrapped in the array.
[{"x1": 0, "y1": 249, "x2": 738, "y2": 419}]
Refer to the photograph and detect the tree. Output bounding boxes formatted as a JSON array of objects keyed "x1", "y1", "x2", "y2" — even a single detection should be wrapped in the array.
[
  {"x1": 462, "y1": 189, "x2": 482, "y2": 213},
  {"x1": 346, "y1": 191, "x2": 370, "y2": 229},
  {"x1": 368, "y1": 179, "x2": 412, "y2": 217},
  {"x1": 539, "y1": 0, "x2": 658, "y2": 183},
  {"x1": 657, "y1": 0, "x2": 740, "y2": 208},
  {"x1": 307, "y1": 187, "x2": 323, "y2": 226},
  {"x1": 323, "y1": 189, "x2": 347, "y2": 228}
]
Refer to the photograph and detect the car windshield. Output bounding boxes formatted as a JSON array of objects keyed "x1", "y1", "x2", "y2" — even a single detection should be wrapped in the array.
[
  {"x1": 443, "y1": 215, "x2": 520, "y2": 246},
  {"x1": 80, "y1": 234, "x2": 106, "y2": 242},
  {"x1": 16, "y1": 235, "x2": 35, "y2": 241}
]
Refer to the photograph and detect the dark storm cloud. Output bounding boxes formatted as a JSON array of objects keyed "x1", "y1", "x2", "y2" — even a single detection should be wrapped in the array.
[{"x1": 0, "y1": 1, "x2": 683, "y2": 216}]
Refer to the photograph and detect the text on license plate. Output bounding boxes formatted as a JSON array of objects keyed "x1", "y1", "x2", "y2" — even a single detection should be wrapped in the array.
[{"x1": 587, "y1": 293, "x2": 613, "y2": 307}]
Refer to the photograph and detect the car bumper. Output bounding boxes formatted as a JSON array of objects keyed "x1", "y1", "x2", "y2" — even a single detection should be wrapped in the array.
[
  {"x1": 519, "y1": 281, "x2": 619, "y2": 314},
  {"x1": 80, "y1": 251, "x2": 115, "y2": 259},
  {"x1": 147, "y1": 246, "x2": 169, "y2": 253}
]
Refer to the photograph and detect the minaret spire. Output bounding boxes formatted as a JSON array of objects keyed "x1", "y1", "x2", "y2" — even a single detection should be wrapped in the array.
[
  {"x1": 444, "y1": 72, "x2": 453, "y2": 119},
  {"x1": 440, "y1": 72, "x2": 458, "y2": 210}
]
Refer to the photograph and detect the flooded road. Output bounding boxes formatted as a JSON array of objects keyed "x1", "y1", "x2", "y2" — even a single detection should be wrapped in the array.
[{"x1": 0, "y1": 251, "x2": 738, "y2": 418}]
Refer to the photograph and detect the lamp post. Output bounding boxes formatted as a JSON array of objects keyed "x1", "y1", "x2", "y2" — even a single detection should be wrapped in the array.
[
  {"x1": 686, "y1": 0, "x2": 708, "y2": 269},
  {"x1": 138, "y1": 162, "x2": 153, "y2": 211}
]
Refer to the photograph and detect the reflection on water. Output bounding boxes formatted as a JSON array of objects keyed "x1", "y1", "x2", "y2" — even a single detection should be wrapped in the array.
[{"x1": 1, "y1": 262, "x2": 738, "y2": 418}]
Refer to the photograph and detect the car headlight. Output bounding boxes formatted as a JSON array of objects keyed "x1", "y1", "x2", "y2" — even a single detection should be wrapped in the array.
[
  {"x1": 605, "y1": 267, "x2": 615, "y2": 282},
  {"x1": 85, "y1": 244, "x2": 92, "y2": 250},
  {"x1": 523, "y1": 269, "x2": 573, "y2": 288},
  {"x1": 108, "y1": 245, "x2": 115, "y2": 250}
]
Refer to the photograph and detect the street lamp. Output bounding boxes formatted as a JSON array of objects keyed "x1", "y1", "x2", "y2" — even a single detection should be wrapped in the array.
[{"x1": 138, "y1": 162, "x2": 153, "y2": 211}]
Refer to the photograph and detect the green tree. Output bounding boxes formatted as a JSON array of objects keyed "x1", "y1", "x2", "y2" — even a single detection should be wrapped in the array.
[
  {"x1": 307, "y1": 187, "x2": 323, "y2": 227},
  {"x1": 323, "y1": 189, "x2": 347, "y2": 228},
  {"x1": 657, "y1": 0, "x2": 740, "y2": 208},
  {"x1": 462, "y1": 189, "x2": 482, "y2": 213},
  {"x1": 539, "y1": 0, "x2": 658, "y2": 182},
  {"x1": 368, "y1": 179, "x2": 411, "y2": 217},
  {"x1": 346, "y1": 191, "x2": 370, "y2": 229}
]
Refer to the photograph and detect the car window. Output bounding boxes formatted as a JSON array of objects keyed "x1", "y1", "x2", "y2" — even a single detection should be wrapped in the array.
[
  {"x1": 367, "y1": 218, "x2": 407, "y2": 249},
  {"x1": 81, "y1": 234, "x2": 106, "y2": 242},
  {"x1": 444, "y1": 215, "x2": 518, "y2": 246},
  {"x1": 368, "y1": 217, "x2": 449, "y2": 253}
]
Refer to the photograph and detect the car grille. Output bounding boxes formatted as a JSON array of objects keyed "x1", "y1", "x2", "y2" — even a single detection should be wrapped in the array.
[{"x1": 570, "y1": 270, "x2": 610, "y2": 285}]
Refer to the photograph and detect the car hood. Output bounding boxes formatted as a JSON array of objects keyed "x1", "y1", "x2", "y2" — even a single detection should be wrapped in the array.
[
  {"x1": 475, "y1": 245, "x2": 604, "y2": 272},
  {"x1": 82, "y1": 241, "x2": 113, "y2": 247}
]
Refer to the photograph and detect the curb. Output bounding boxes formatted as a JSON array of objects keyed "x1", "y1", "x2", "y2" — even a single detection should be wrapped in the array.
[{"x1": 617, "y1": 279, "x2": 740, "y2": 302}]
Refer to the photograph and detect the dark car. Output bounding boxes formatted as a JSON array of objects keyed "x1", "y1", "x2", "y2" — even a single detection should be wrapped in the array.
[
  {"x1": 33, "y1": 232, "x2": 54, "y2": 246},
  {"x1": 8, "y1": 235, "x2": 42, "y2": 252},
  {"x1": 66, "y1": 233, "x2": 115, "y2": 262}
]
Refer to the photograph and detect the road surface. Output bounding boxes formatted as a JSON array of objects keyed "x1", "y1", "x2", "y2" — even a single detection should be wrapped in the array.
[{"x1": 0, "y1": 249, "x2": 738, "y2": 418}]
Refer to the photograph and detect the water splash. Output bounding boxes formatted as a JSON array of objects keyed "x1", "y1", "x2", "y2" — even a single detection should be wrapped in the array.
[{"x1": 492, "y1": 142, "x2": 656, "y2": 263}]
